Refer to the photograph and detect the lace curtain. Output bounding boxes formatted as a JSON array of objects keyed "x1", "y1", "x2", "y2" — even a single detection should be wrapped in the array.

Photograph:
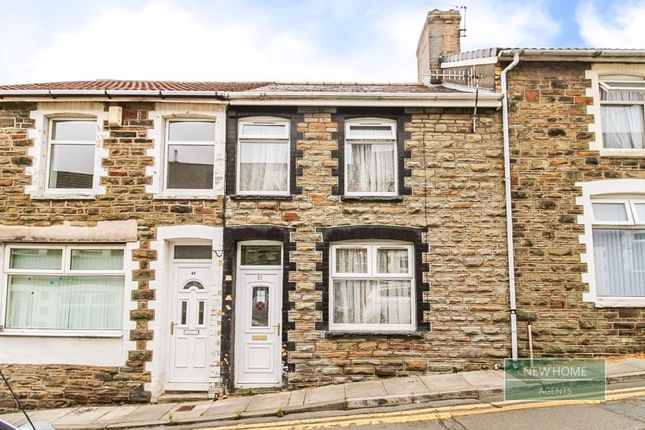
[
  {"x1": 239, "y1": 142, "x2": 289, "y2": 192},
  {"x1": 7, "y1": 275, "x2": 124, "y2": 330},
  {"x1": 601, "y1": 89, "x2": 644, "y2": 149},
  {"x1": 333, "y1": 247, "x2": 411, "y2": 325},
  {"x1": 593, "y1": 229, "x2": 645, "y2": 297},
  {"x1": 333, "y1": 280, "x2": 412, "y2": 325},
  {"x1": 346, "y1": 144, "x2": 395, "y2": 193}
]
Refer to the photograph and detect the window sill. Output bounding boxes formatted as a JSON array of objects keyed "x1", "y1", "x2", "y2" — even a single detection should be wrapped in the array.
[
  {"x1": 30, "y1": 193, "x2": 98, "y2": 200},
  {"x1": 153, "y1": 193, "x2": 220, "y2": 200},
  {"x1": 230, "y1": 194, "x2": 293, "y2": 201},
  {"x1": 0, "y1": 329, "x2": 124, "y2": 338},
  {"x1": 590, "y1": 298, "x2": 645, "y2": 308},
  {"x1": 341, "y1": 196, "x2": 404, "y2": 202},
  {"x1": 598, "y1": 149, "x2": 645, "y2": 158},
  {"x1": 326, "y1": 330, "x2": 424, "y2": 338}
]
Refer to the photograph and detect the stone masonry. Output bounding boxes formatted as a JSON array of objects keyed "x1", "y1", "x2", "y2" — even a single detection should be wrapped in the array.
[
  {"x1": 223, "y1": 106, "x2": 510, "y2": 387},
  {"x1": 507, "y1": 61, "x2": 644, "y2": 356},
  {"x1": 0, "y1": 102, "x2": 224, "y2": 412}
]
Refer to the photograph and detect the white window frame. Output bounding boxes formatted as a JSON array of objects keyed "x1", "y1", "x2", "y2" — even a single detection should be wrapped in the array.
[
  {"x1": 26, "y1": 103, "x2": 108, "y2": 200},
  {"x1": 237, "y1": 240, "x2": 283, "y2": 271},
  {"x1": 236, "y1": 117, "x2": 291, "y2": 196},
  {"x1": 163, "y1": 118, "x2": 217, "y2": 195},
  {"x1": 45, "y1": 117, "x2": 99, "y2": 194},
  {"x1": 598, "y1": 78, "x2": 645, "y2": 150},
  {"x1": 344, "y1": 118, "x2": 398, "y2": 197},
  {"x1": 329, "y1": 241, "x2": 415, "y2": 332},
  {"x1": 590, "y1": 199, "x2": 634, "y2": 225},
  {"x1": 630, "y1": 200, "x2": 645, "y2": 224},
  {"x1": 1, "y1": 244, "x2": 126, "y2": 336},
  {"x1": 577, "y1": 179, "x2": 645, "y2": 307}
]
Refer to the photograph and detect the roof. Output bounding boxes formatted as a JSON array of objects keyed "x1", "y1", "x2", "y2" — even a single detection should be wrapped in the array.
[
  {"x1": 443, "y1": 48, "x2": 645, "y2": 64},
  {"x1": 0, "y1": 79, "x2": 463, "y2": 94},
  {"x1": 0, "y1": 80, "x2": 270, "y2": 92}
]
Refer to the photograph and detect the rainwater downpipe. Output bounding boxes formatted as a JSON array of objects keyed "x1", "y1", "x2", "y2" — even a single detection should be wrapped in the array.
[{"x1": 501, "y1": 50, "x2": 522, "y2": 361}]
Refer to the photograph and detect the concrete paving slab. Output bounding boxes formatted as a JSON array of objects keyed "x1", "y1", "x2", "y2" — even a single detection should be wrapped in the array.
[
  {"x1": 52, "y1": 406, "x2": 113, "y2": 426},
  {"x1": 420, "y1": 373, "x2": 477, "y2": 398},
  {"x1": 30, "y1": 408, "x2": 77, "y2": 424},
  {"x1": 621, "y1": 358, "x2": 645, "y2": 372},
  {"x1": 304, "y1": 384, "x2": 345, "y2": 405},
  {"x1": 162, "y1": 400, "x2": 213, "y2": 423},
  {"x1": 383, "y1": 376, "x2": 430, "y2": 396},
  {"x1": 246, "y1": 392, "x2": 290, "y2": 412},
  {"x1": 0, "y1": 412, "x2": 27, "y2": 426},
  {"x1": 461, "y1": 370, "x2": 505, "y2": 393},
  {"x1": 94, "y1": 405, "x2": 140, "y2": 424},
  {"x1": 201, "y1": 396, "x2": 251, "y2": 417},
  {"x1": 345, "y1": 380, "x2": 388, "y2": 399},
  {"x1": 117, "y1": 403, "x2": 175, "y2": 423},
  {"x1": 608, "y1": 362, "x2": 644, "y2": 375},
  {"x1": 287, "y1": 390, "x2": 305, "y2": 408}
]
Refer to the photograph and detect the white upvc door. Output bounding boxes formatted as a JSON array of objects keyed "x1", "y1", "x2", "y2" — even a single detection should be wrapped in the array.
[
  {"x1": 235, "y1": 242, "x2": 283, "y2": 388},
  {"x1": 167, "y1": 262, "x2": 212, "y2": 390}
]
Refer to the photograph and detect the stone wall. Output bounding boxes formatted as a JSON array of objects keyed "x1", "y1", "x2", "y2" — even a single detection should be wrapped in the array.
[
  {"x1": 0, "y1": 101, "x2": 224, "y2": 411},
  {"x1": 0, "y1": 364, "x2": 148, "y2": 414},
  {"x1": 1, "y1": 98, "x2": 521, "y2": 404},
  {"x1": 507, "y1": 61, "x2": 645, "y2": 357},
  {"x1": 223, "y1": 106, "x2": 510, "y2": 388}
]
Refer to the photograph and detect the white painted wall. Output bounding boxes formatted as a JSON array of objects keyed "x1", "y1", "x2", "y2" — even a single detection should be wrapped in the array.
[{"x1": 0, "y1": 336, "x2": 124, "y2": 366}]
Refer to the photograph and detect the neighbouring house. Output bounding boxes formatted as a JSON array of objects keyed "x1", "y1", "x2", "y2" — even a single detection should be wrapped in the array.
[{"x1": 0, "y1": 9, "x2": 643, "y2": 411}]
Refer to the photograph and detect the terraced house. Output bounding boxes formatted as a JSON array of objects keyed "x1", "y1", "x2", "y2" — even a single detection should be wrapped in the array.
[{"x1": 0, "y1": 9, "x2": 643, "y2": 411}]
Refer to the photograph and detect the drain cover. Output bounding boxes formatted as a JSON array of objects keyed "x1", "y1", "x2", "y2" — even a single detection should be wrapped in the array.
[{"x1": 176, "y1": 405, "x2": 196, "y2": 412}]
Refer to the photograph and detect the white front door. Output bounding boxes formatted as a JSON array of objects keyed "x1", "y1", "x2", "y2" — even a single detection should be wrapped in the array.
[
  {"x1": 167, "y1": 262, "x2": 212, "y2": 390},
  {"x1": 235, "y1": 242, "x2": 283, "y2": 388}
]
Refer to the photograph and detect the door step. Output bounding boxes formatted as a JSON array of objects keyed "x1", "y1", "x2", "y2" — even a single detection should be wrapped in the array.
[{"x1": 158, "y1": 391, "x2": 210, "y2": 404}]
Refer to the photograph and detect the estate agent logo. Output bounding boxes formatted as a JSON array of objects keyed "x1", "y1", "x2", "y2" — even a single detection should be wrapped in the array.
[{"x1": 505, "y1": 359, "x2": 606, "y2": 401}]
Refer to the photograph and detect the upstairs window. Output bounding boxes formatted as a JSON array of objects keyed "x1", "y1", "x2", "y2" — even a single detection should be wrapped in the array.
[
  {"x1": 591, "y1": 198, "x2": 645, "y2": 298},
  {"x1": 330, "y1": 242, "x2": 414, "y2": 331},
  {"x1": 599, "y1": 76, "x2": 645, "y2": 149},
  {"x1": 165, "y1": 120, "x2": 216, "y2": 190},
  {"x1": 237, "y1": 117, "x2": 290, "y2": 195},
  {"x1": 345, "y1": 119, "x2": 397, "y2": 196},
  {"x1": 47, "y1": 119, "x2": 97, "y2": 189}
]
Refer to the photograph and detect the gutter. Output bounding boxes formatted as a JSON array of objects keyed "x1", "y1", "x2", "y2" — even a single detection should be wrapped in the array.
[
  {"x1": 0, "y1": 89, "x2": 227, "y2": 98},
  {"x1": 0, "y1": 89, "x2": 503, "y2": 107},
  {"x1": 501, "y1": 50, "x2": 522, "y2": 362}
]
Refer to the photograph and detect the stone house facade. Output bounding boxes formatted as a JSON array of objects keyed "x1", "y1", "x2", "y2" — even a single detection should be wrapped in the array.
[{"x1": 0, "y1": 9, "x2": 643, "y2": 412}]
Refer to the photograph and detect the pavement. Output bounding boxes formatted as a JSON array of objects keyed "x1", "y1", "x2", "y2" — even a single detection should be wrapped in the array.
[{"x1": 1, "y1": 358, "x2": 644, "y2": 430}]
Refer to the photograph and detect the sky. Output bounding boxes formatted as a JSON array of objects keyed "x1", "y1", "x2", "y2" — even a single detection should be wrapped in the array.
[{"x1": 0, "y1": 0, "x2": 643, "y2": 85}]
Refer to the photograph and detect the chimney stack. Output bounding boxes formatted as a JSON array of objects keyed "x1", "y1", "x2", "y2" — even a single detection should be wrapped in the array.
[{"x1": 416, "y1": 9, "x2": 462, "y2": 84}]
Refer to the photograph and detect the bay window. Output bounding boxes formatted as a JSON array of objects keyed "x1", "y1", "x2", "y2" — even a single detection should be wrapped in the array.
[
  {"x1": 3, "y1": 245, "x2": 125, "y2": 332},
  {"x1": 591, "y1": 199, "x2": 645, "y2": 298},
  {"x1": 344, "y1": 119, "x2": 397, "y2": 196},
  {"x1": 165, "y1": 120, "x2": 216, "y2": 190},
  {"x1": 599, "y1": 77, "x2": 645, "y2": 149},
  {"x1": 237, "y1": 117, "x2": 290, "y2": 195},
  {"x1": 330, "y1": 242, "x2": 414, "y2": 331}
]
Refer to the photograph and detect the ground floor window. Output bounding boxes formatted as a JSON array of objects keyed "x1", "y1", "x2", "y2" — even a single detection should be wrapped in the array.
[
  {"x1": 592, "y1": 199, "x2": 645, "y2": 298},
  {"x1": 3, "y1": 245, "x2": 125, "y2": 331},
  {"x1": 330, "y1": 242, "x2": 414, "y2": 331}
]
